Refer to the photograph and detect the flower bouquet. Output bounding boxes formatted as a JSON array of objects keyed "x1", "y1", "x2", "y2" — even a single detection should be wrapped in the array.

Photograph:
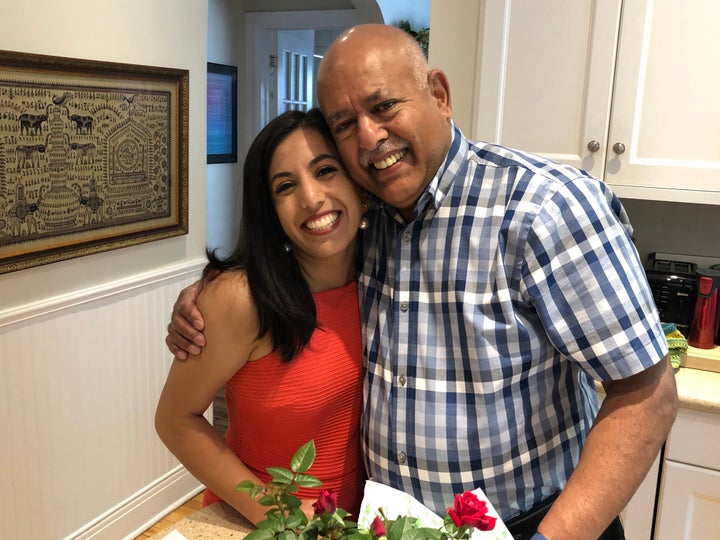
[{"x1": 236, "y1": 440, "x2": 510, "y2": 539}]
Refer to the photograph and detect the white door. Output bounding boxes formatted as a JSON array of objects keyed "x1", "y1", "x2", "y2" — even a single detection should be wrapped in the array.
[
  {"x1": 605, "y1": 0, "x2": 720, "y2": 203},
  {"x1": 276, "y1": 30, "x2": 314, "y2": 115}
]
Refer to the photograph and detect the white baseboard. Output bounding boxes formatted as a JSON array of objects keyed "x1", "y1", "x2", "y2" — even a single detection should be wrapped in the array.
[{"x1": 65, "y1": 467, "x2": 203, "y2": 540}]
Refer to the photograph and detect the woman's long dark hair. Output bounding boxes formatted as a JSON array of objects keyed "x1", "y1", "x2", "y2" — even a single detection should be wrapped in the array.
[{"x1": 206, "y1": 108, "x2": 337, "y2": 362}]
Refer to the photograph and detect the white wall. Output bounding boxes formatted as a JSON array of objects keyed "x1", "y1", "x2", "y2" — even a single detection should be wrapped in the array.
[
  {"x1": 0, "y1": 0, "x2": 209, "y2": 310},
  {"x1": 0, "y1": 1, "x2": 209, "y2": 538},
  {"x1": 207, "y1": 0, "x2": 247, "y2": 258}
]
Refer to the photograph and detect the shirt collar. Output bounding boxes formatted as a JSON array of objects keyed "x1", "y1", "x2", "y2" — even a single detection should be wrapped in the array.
[{"x1": 417, "y1": 122, "x2": 466, "y2": 215}]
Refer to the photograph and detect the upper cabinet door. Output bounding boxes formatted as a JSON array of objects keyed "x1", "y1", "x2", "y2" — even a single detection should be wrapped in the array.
[
  {"x1": 472, "y1": 0, "x2": 622, "y2": 178},
  {"x1": 606, "y1": 0, "x2": 720, "y2": 203}
]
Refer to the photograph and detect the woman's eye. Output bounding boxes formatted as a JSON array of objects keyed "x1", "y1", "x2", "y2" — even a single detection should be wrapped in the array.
[
  {"x1": 274, "y1": 181, "x2": 293, "y2": 194},
  {"x1": 317, "y1": 165, "x2": 337, "y2": 177}
]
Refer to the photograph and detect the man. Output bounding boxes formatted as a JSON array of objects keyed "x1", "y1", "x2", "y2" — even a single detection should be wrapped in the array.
[{"x1": 168, "y1": 25, "x2": 677, "y2": 539}]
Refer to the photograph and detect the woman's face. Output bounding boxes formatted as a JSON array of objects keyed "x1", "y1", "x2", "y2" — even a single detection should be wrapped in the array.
[{"x1": 269, "y1": 127, "x2": 361, "y2": 265}]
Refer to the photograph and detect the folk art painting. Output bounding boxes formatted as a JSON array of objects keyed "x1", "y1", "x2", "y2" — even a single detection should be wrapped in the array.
[{"x1": 0, "y1": 50, "x2": 188, "y2": 274}]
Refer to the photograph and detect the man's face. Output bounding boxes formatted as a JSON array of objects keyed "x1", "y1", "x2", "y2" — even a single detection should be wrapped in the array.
[{"x1": 317, "y1": 43, "x2": 452, "y2": 219}]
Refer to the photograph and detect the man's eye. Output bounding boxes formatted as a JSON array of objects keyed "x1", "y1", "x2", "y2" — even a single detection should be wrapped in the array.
[
  {"x1": 334, "y1": 120, "x2": 354, "y2": 134},
  {"x1": 376, "y1": 100, "x2": 398, "y2": 113}
]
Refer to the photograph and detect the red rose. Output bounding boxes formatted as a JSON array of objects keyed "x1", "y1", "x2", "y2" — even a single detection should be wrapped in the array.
[
  {"x1": 370, "y1": 515, "x2": 386, "y2": 537},
  {"x1": 312, "y1": 488, "x2": 338, "y2": 515},
  {"x1": 447, "y1": 491, "x2": 497, "y2": 531}
]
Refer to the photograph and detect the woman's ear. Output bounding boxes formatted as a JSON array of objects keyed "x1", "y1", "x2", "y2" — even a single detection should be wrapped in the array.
[{"x1": 428, "y1": 68, "x2": 452, "y2": 118}]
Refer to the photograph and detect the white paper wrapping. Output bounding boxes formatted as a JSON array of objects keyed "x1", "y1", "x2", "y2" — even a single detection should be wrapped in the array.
[{"x1": 357, "y1": 480, "x2": 512, "y2": 539}]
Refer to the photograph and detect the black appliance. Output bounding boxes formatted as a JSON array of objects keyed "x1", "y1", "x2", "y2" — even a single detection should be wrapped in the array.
[{"x1": 645, "y1": 255, "x2": 698, "y2": 335}]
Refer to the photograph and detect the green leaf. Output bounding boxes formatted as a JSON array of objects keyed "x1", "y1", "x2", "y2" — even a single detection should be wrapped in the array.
[
  {"x1": 284, "y1": 509, "x2": 305, "y2": 529},
  {"x1": 243, "y1": 529, "x2": 277, "y2": 540},
  {"x1": 343, "y1": 532, "x2": 375, "y2": 540},
  {"x1": 290, "y1": 440, "x2": 316, "y2": 473},
  {"x1": 294, "y1": 473, "x2": 323, "y2": 488},
  {"x1": 386, "y1": 516, "x2": 419, "y2": 540},
  {"x1": 267, "y1": 466, "x2": 295, "y2": 483},
  {"x1": 297, "y1": 523, "x2": 321, "y2": 540},
  {"x1": 281, "y1": 493, "x2": 302, "y2": 508},
  {"x1": 405, "y1": 528, "x2": 443, "y2": 539},
  {"x1": 277, "y1": 530, "x2": 298, "y2": 540},
  {"x1": 235, "y1": 479, "x2": 256, "y2": 492},
  {"x1": 257, "y1": 494, "x2": 277, "y2": 507}
]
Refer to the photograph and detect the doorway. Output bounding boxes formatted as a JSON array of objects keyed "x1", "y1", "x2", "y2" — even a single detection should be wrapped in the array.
[{"x1": 245, "y1": 10, "x2": 376, "y2": 143}]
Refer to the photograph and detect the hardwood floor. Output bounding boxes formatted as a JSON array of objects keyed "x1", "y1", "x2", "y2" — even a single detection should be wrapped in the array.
[{"x1": 134, "y1": 493, "x2": 204, "y2": 539}]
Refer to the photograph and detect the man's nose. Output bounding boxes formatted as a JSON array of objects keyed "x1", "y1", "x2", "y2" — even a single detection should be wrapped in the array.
[{"x1": 357, "y1": 115, "x2": 387, "y2": 151}]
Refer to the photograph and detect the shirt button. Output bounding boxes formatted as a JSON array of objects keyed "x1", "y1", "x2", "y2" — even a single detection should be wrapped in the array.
[
  {"x1": 400, "y1": 301, "x2": 409, "y2": 312},
  {"x1": 403, "y1": 231, "x2": 411, "y2": 242},
  {"x1": 398, "y1": 452, "x2": 407, "y2": 464},
  {"x1": 398, "y1": 374, "x2": 406, "y2": 386}
]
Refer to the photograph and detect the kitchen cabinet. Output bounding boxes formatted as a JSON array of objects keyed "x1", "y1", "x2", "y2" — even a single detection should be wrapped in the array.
[
  {"x1": 468, "y1": 0, "x2": 720, "y2": 204},
  {"x1": 654, "y1": 407, "x2": 720, "y2": 540}
]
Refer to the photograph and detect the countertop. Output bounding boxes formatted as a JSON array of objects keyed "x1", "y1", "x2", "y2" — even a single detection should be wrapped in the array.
[
  {"x1": 595, "y1": 365, "x2": 720, "y2": 415},
  {"x1": 149, "y1": 502, "x2": 251, "y2": 539},
  {"x1": 673, "y1": 366, "x2": 720, "y2": 414}
]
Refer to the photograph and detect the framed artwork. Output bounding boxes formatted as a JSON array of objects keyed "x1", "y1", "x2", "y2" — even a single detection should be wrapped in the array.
[
  {"x1": 0, "y1": 50, "x2": 189, "y2": 275},
  {"x1": 206, "y1": 62, "x2": 237, "y2": 164}
]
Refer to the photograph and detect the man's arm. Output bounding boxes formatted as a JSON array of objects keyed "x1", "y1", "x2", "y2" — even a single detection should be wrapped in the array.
[
  {"x1": 166, "y1": 280, "x2": 207, "y2": 359},
  {"x1": 537, "y1": 356, "x2": 678, "y2": 539}
]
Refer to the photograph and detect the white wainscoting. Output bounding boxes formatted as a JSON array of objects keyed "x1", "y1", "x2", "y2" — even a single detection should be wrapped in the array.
[{"x1": 0, "y1": 259, "x2": 208, "y2": 539}]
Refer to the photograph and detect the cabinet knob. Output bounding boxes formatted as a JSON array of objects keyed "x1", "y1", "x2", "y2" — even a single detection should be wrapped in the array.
[
  {"x1": 613, "y1": 142, "x2": 626, "y2": 155},
  {"x1": 587, "y1": 140, "x2": 601, "y2": 152}
]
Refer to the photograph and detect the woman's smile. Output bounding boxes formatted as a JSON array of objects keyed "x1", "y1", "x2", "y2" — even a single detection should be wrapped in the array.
[{"x1": 303, "y1": 211, "x2": 342, "y2": 233}]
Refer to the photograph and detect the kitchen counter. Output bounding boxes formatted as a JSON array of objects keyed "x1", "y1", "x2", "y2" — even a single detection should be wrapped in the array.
[
  {"x1": 673, "y1": 366, "x2": 720, "y2": 414},
  {"x1": 149, "y1": 502, "x2": 251, "y2": 539},
  {"x1": 596, "y1": 365, "x2": 720, "y2": 415}
]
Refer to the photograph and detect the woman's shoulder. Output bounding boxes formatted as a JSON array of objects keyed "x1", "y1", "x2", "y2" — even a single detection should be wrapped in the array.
[{"x1": 198, "y1": 269, "x2": 258, "y2": 326}]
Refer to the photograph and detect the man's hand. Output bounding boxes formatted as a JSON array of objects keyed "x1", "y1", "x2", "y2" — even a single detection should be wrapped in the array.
[{"x1": 166, "y1": 280, "x2": 207, "y2": 359}]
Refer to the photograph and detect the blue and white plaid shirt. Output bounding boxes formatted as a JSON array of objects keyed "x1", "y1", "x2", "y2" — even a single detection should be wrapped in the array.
[{"x1": 358, "y1": 124, "x2": 667, "y2": 520}]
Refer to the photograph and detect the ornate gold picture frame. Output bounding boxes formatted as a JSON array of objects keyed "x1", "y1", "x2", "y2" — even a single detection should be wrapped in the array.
[{"x1": 0, "y1": 50, "x2": 189, "y2": 274}]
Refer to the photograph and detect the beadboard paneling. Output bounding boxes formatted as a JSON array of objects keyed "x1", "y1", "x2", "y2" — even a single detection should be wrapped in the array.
[{"x1": 0, "y1": 261, "x2": 206, "y2": 539}]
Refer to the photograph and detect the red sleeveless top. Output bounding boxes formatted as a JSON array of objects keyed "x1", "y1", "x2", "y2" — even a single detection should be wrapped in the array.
[{"x1": 203, "y1": 281, "x2": 366, "y2": 515}]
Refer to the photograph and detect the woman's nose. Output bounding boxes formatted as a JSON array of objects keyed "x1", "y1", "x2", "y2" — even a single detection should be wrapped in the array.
[{"x1": 298, "y1": 179, "x2": 324, "y2": 210}]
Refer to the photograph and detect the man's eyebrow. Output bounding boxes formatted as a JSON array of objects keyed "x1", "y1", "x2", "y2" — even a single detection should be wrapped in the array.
[{"x1": 327, "y1": 89, "x2": 386, "y2": 124}]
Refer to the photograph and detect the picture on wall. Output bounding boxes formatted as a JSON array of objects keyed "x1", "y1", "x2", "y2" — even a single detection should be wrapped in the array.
[
  {"x1": 206, "y1": 62, "x2": 237, "y2": 163},
  {"x1": 0, "y1": 49, "x2": 189, "y2": 274}
]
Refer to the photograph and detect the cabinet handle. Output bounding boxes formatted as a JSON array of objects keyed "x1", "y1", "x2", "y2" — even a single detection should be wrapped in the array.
[
  {"x1": 587, "y1": 140, "x2": 601, "y2": 152},
  {"x1": 613, "y1": 142, "x2": 626, "y2": 155}
]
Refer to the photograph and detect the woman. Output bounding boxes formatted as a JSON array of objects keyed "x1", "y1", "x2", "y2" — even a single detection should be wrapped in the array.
[{"x1": 155, "y1": 109, "x2": 367, "y2": 526}]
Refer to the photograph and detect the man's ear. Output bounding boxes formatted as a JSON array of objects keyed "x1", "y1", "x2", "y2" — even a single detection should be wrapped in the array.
[{"x1": 428, "y1": 68, "x2": 452, "y2": 118}]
